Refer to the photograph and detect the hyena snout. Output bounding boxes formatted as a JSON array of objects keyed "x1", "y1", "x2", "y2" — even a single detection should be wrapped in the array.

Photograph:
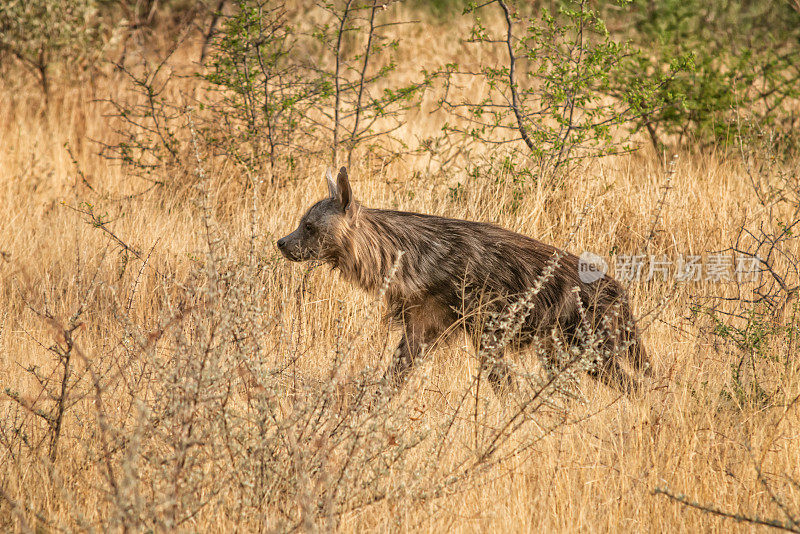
[
  {"x1": 276, "y1": 230, "x2": 317, "y2": 262},
  {"x1": 276, "y1": 234, "x2": 302, "y2": 262}
]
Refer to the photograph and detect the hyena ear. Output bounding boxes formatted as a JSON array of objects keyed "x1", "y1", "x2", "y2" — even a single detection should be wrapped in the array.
[
  {"x1": 337, "y1": 166, "x2": 352, "y2": 211},
  {"x1": 325, "y1": 168, "x2": 338, "y2": 199}
]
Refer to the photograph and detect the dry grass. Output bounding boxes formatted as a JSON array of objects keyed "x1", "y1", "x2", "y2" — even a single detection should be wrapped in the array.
[{"x1": 1, "y1": 6, "x2": 799, "y2": 533}]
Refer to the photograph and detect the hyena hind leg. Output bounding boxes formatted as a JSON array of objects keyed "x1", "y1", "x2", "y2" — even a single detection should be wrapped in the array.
[
  {"x1": 587, "y1": 354, "x2": 640, "y2": 394},
  {"x1": 482, "y1": 356, "x2": 514, "y2": 394},
  {"x1": 534, "y1": 332, "x2": 640, "y2": 394},
  {"x1": 383, "y1": 334, "x2": 416, "y2": 389},
  {"x1": 475, "y1": 328, "x2": 515, "y2": 394}
]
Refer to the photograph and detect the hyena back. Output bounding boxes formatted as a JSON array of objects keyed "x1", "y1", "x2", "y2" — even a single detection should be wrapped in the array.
[{"x1": 277, "y1": 167, "x2": 648, "y2": 393}]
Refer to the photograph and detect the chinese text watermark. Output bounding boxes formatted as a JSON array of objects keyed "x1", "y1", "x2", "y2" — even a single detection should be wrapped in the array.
[{"x1": 578, "y1": 253, "x2": 762, "y2": 283}]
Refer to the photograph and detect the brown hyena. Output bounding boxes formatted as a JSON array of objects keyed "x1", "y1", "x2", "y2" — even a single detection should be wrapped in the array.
[{"x1": 277, "y1": 167, "x2": 648, "y2": 393}]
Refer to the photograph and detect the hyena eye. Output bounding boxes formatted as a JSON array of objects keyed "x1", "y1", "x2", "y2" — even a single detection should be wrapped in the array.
[{"x1": 304, "y1": 222, "x2": 314, "y2": 233}]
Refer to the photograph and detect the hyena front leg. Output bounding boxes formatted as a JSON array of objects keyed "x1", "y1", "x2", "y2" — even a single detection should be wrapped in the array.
[{"x1": 383, "y1": 301, "x2": 447, "y2": 390}]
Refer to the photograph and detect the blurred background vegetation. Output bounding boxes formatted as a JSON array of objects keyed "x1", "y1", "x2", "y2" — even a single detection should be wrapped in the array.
[{"x1": 2, "y1": 0, "x2": 798, "y2": 183}]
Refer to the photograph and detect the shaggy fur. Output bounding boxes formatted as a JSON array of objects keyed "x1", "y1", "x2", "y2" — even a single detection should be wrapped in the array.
[{"x1": 278, "y1": 167, "x2": 648, "y2": 392}]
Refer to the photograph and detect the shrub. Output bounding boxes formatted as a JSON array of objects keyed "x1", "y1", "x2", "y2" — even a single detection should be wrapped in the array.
[
  {"x1": 433, "y1": 0, "x2": 682, "y2": 182},
  {"x1": 202, "y1": 0, "x2": 427, "y2": 178}
]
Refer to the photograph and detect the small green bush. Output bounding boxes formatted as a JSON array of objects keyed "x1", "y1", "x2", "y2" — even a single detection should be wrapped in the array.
[
  {"x1": 0, "y1": 0, "x2": 105, "y2": 105},
  {"x1": 615, "y1": 0, "x2": 800, "y2": 151}
]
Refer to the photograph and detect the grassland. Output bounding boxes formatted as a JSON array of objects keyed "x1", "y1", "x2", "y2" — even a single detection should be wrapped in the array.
[{"x1": 1, "y1": 3, "x2": 799, "y2": 532}]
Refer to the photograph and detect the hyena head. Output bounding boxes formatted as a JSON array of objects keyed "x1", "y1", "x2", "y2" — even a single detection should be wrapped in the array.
[{"x1": 277, "y1": 166, "x2": 354, "y2": 262}]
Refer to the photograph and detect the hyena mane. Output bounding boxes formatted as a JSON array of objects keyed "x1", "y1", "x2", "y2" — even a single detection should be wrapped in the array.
[{"x1": 277, "y1": 166, "x2": 649, "y2": 393}]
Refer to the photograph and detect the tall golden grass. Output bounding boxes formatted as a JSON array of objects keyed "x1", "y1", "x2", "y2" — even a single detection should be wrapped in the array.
[{"x1": 1, "y1": 4, "x2": 799, "y2": 532}]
